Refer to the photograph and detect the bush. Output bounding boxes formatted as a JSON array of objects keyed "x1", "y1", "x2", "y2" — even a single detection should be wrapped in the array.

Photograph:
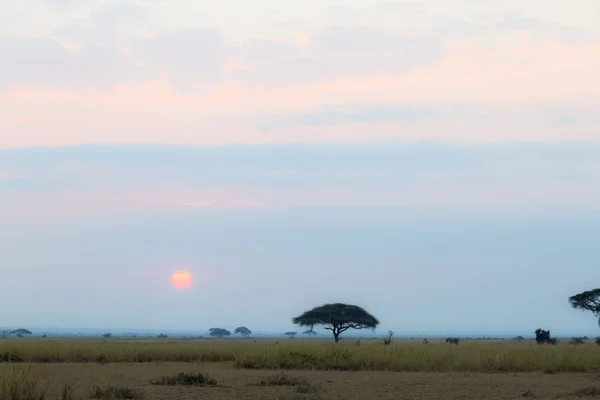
[
  {"x1": 535, "y1": 329, "x2": 557, "y2": 345},
  {"x1": 90, "y1": 385, "x2": 144, "y2": 399},
  {"x1": 150, "y1": 372, "x2": 217, "y2": 386}
]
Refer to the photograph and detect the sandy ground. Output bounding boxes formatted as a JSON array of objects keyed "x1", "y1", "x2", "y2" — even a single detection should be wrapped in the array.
[{"x1": 2, "y1": 362, "x2": 600, "y2": 399}]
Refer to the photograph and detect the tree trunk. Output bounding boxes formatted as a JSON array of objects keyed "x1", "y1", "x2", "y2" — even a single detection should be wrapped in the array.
[{"x1": 333, "y1": 325, "x2": 341, "y2": 342}]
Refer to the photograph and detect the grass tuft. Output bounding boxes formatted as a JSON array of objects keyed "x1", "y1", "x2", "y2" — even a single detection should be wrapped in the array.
[
  {"x1": 150, "y1": 371, "x2": 217, "y2": 386},
  {"x1": 89, "y1": 385, "x2": 145, "y2": 399},
  {"x1": 0, "y1": 366, "x2": 47, "y2": 400},
  {"x1": 257, "y1": 372, "x2": 305, "y2": 387}
]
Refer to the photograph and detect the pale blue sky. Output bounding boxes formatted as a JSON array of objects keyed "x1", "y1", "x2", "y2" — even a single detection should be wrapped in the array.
[
  {"x1": 2, "y1": 0, "x2": 599, "y2": 336},
  {"x1": 1, "y1": 143, "x2": 599, "y2": 336}
]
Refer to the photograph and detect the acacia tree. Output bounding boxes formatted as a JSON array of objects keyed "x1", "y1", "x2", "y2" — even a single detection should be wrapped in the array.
[
  {"x1": 284, "y1": 331, "x2": 297, "y2": 339},
  {"x1": 209, "y1": 328, "x2": 231, "y2": 338},
  {"x1": 568, "y1": 289, "x2": 600, "y2": 326},
  {"x1": 302, "y1": 330, "x2": 317, "y2": 336},
  {"x1": 1, "y1": 329, "x2": 32, "y2": 339},
  {"x1": 292, "y1": 303, "x2": 379, "y2": 342},
  {"x1": 234, "y1": 327, "x2": 252, "y2": 338},
  {"x1": 11, "y1": 329, "x2": 32, "y2": 338}
]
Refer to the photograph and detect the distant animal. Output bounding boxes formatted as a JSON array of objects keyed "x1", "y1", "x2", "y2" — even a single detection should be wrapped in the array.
[
  {"x1": 446, "y1": 337, "x2": 460, "y2": 344},
  {"x1": 422, "y1": 338, "x2": 429, "y2": 344},
  {"x1": 355, "y1": 339, "x2": 360, "y2": 346}
]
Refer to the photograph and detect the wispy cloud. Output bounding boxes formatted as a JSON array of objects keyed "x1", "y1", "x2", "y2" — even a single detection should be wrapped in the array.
[
  {"x1": 179, "y1": 201, "x2": 215, "y2": 207},
  {"x1": 1, "y1": 142, "x2": 599, "y2": 220},
  {"x1": 0, "y1": 0, "x2": 599, "y2": 147},
  {"x1": 258, "y1": 106, "x2": 436, "y2": 131}
]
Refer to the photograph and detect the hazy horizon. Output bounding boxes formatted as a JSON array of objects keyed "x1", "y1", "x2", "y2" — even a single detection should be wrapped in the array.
[
  {"x1": 2, "y1": 143, "x2": 600, "y2": 336},
  {"x1": 2, "y1": 0, "x2": 599, "y2": 338}
]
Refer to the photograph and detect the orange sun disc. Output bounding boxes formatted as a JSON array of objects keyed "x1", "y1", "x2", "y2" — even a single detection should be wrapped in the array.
[{"x1": 171, "y1": 270, "x2": 193, "y2": 290}]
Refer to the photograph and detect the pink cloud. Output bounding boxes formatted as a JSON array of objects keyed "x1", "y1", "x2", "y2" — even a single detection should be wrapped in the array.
[
  {"x1": 179, "y1": 201, "x2": 215, "y2": 207},
  {"x1": 0, "y1": 117, "x2": 34, "y2": 125},
  {"x1": 231, "y1": 200, "x2": 266, "y2": 208},
  {"x1": 2, "y1": 180, "x2": 599, "y2": 222},
  {"x1": 0, "y1": 170, "x2": 12, "y2": 182},
  {"x1": 0, "y1": 39, "x2": 599, "y2": 148}
]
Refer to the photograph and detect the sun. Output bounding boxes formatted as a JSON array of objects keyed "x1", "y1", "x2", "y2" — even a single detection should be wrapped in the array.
[{"x1": 171, "y1": 270, "x2": 193, "y2": 290}]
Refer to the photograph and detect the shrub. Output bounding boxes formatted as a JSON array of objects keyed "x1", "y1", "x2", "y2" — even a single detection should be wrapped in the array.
[
  {"x1": 90, "y1": 385, "x2": 144, "y2": 399},
  {"x1": 150, "y1": 372, "x2": 217, "y2": 386}
]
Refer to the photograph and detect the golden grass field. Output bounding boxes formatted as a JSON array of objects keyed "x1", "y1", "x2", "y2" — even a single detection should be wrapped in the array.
[{"x1": 2, "y1": 338, "x2": 600, "y2": 399}]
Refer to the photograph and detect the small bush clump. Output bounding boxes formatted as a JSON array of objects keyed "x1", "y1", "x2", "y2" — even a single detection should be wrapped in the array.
[
  {"x1": 89, "y1": 385, "x2": 144, "y2": 399},
  {"x1": 150, "y1": 372, "x2": 217, "y2": 386},
  {"x1": 257, "y1": 372, "x2": 305, "y2": 387}
]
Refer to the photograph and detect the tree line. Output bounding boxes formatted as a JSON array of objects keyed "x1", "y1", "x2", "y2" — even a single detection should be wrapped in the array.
[{"x1": 3, "y1": 288, "x2": 599, "y2": 343}]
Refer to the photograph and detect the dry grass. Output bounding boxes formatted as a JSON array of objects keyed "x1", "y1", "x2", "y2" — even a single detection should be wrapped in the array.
[
  {"x1": 1, "y1": 362, "x2": 600, "y2": 400},
  {"x1": 0, "y1": 366, "x2": 75, "y2": 400},
  {"x1": 2, "y1": 338, "x2": 600, "y2": 373}
]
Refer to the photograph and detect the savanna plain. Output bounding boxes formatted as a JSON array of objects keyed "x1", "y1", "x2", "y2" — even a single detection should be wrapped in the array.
[{"x1": 2, "y1": 338, "x2": 600, "y2": 400}]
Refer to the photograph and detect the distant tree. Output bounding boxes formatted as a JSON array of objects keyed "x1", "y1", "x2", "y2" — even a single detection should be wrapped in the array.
[
  {"x1": 157, "y1": 333, "x2": 168, "y2": 338},
  {"x1": 284, "y1": 331, "x2": 297, "y2": 339},
  {"x1": 512, "y1": 336, "x2": 525, "y2": 341},
  {"x1": 569, "y1": 337, "x2": 585, "y2": 345},
  {"x1": 0, "y1": 329, "x2": 32, "y2": 339},
  {"x1": 302, "y1": 330, "x2": 317, "y2": 336},
  {"x1": 234, "y1": 327, "x2": 252, "y2": 338},
  {"x1": 209, "y1": 328, "x2": 231, "y2": 338},
  {"x1": 535, "y1": 329, "x2": 557, "y2": 345},
  {"x1": 569, "y1": 289, "x2": 600, "y2": 326},
  {"x1": 292, "y1": 303, "x2": 379, "y2": 342},
  {"x1": 596, "y1": 337, "x2": 600, "y2": 346},
  {"x1": 102, "y1": 333, "x2": 112, "y2": 338},
  {"x1": 12, "y1": 329, "x2": 32, "y2": 338}
]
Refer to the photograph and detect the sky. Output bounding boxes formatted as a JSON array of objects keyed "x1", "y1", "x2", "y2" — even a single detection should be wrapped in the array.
[{"x1": 1, "y1": 0, "x2": 600, "y2": 336}]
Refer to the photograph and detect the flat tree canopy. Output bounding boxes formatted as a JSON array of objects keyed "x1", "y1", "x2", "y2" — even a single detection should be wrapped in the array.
[
  {"x1": 209, "y1": 328, "x2": 231, "y2": 338},
  {"x1": 568, "y1": 288, "x2": 600, "y2": 326},
  {"x1": 234, "y1": 327, "x2": 252, "y2": 338},
  {"x1": 292, "y1": 303, "x2": 379, "y2": 342},
  {"x1": 1, "y1": 329, "x2": 32, "y2": 338}
]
